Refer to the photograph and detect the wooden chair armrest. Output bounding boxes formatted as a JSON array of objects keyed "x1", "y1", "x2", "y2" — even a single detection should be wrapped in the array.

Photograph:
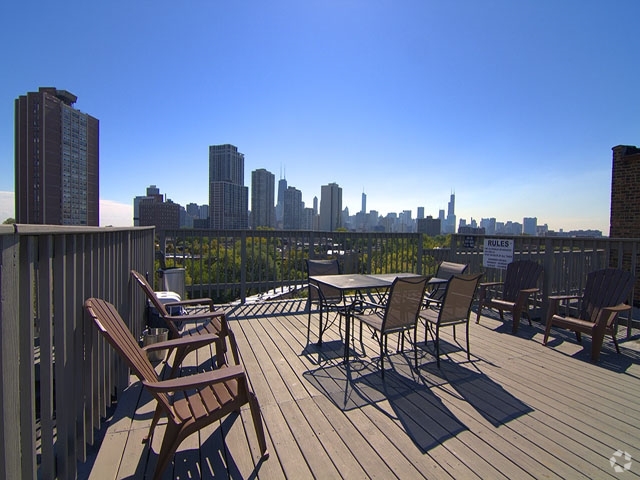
[
  {"x1": 479, "y1": 281, "x2": 503, "y2": 288},
  {"x1": 595, "y1": 303, "x2": 632, "y2": 330},
  {"x1": 142, "y1": 333, "x2": 219, "y2": 353},
  {"x1": 519, "y1": 288, "x2": 539, "y2": 294},
  {"x1": 602, "y1": 303, "x2": 632, "y2": 313},
  {"x1": 165, "y1": 298, "x2": 216, "y2": 310},
  {"x1": 143, "y1": 365, "x2": 245, "y2": 393},
  {"x1": 163, "y1": 311, "x2": 224, "y2": 323},
  {"x1": 548, "y1": 294, "x2": 581, "y2": 302}
]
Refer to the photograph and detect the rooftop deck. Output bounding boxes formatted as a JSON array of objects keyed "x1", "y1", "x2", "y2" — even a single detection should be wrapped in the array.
[{"x1": 89, "y1": 299, "x2": 640, "y2": 479}]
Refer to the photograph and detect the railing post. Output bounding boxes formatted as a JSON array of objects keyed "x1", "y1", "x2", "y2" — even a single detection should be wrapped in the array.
[
  {"x1": 240, "y1": 230, "x2": 247, "y2": 304},
  {"x1": 541, "y1": 236, "x2": 554, "y2": 324},
  {"x1": 0, "y1": 227, "x2": 23, "y2": 479}
]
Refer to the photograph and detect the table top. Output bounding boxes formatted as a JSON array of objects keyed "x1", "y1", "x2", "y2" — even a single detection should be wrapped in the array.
[{"x1": 309, "y1": 273, "x2": 421, "y2": 290}]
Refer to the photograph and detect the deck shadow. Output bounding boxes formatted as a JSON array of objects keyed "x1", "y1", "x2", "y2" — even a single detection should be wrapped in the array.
[
  {"x1": 540, "y1": 326, "x2": 640, "y2": 373},
  {"x1": 301, "y1": 339, "x2": 347, "y2": 365},
  {"x1": 303, "y1": 357, "x2": 468, "y2": 452},
  {"x1": 420, "y1": 359, "x2": 533, "y2": 427}
]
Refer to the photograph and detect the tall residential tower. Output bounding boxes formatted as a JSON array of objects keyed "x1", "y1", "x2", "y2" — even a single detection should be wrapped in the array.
[
  {"x1": 251, "y1": 168, "x2": 275, "y2": 229},
  {"x1": 208, "y1": 144, "x2": 248, "y2": 229},
  {"x1": 15, "y1": 87, "x2": 99, "y2": 225}
]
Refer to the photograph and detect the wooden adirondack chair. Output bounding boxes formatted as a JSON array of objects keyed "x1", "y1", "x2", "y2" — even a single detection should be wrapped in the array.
[
  {"x1": 84, "y1": 298, "x2": 269, "y2": 480},
  {"x1": 543, "y1": 268, "x2": 634, "y2": 362},
  {"x1": 476, "y1": 260, "x2": 543, "y2": 333},
  {"x1": 131, "y1": 269, "x2": 229, "y2": 371}
]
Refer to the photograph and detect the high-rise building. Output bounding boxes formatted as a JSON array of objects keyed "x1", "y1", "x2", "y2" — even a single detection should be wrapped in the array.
[
  {"x1": 523, "y1": 217, "x2": 537, "y2": 235},
  {"x1": 443, "y1": 192, "x2": 456, "y2": 234},
  {"x1": 208, "y1": 144, "x2": 248, "y2": 229},
  {"x1": 319, "y1": 182, "x2": 342, "y2": 231},
  {"x1": 251, "y1": 168, "x2": 275, "y2": 229},
  {"x1": 361, "y1": 191, "x2": 366, "y2": 214},
  {"x1": 283, "y1": 186, "x2": 303, "y2": 229},
  {"x1": 15, "y1": 87, "x2": 99, "y2": 225},
  {"x1": 276, "y1": 175, "x2": 287, "y2": 229}
]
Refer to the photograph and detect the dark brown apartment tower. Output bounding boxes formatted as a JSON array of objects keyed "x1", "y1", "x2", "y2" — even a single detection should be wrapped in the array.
[{"x1": 15, "y1": 87, "x2": 99, "y2": 225}]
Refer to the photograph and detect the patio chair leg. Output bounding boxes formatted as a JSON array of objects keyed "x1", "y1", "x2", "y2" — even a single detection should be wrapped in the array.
[
  {"x1": 612, "y1": 333, "x2": 621, "y2": 354},
  {"x1": 466, "y1": 321, "x2": 471, "y2": 361},
  {"x1": 436, "y1": 326, "x2": 441, "y2": 368}
]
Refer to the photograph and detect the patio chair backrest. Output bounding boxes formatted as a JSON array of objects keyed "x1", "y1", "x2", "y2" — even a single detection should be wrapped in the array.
[
  {"x1": 131, "y1": 269, "x2": 181, "y2": 338},
  {"x1": 430, "y1": 261, "x2": 469, "y2": 302},
  {"x1": 438, "y1": 274, "x2": 483, "y2": 326},
  {"x1": 502, "y1": 260, "x2": 543, "y2": 302},
  {"x1": 383, "y1": 276, "x2": 428, "y2": 333},
  {"x1": 580, "y1": 268, "x2": 634, "y2": 324},
  {"x1": 436, "y1": 261, "x2": 469, "y2": 279},
  {"x1": 307, "y1": 259, "x2": 342, "y2": 303},
  {"x1": 84, "y1": 298, "x2": 173, "y2": 414}
]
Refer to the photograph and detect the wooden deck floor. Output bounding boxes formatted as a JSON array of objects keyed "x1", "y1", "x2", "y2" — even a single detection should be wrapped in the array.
[{"x1": 89, "y1": 299, "x2": 640, "y2": 479}]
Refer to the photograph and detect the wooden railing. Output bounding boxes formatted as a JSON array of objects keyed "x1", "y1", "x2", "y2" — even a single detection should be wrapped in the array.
[
  {"x1": 0, "y1": 225, "x2": 155, "y2": 480},
  {"x1": 1, "y1": 226, "x2": 639, "y2": 479}
]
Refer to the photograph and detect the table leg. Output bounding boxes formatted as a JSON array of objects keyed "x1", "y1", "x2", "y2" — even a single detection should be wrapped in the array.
[{"x1": 344, "y1": 308, "x2": 351, "y2": 363}]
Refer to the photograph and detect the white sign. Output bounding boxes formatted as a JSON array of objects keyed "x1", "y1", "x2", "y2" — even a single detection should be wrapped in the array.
[{"x1": 483, "y1": 238, "x2": 514, "y2": 270}]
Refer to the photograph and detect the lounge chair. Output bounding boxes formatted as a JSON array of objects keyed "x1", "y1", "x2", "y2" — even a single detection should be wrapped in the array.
[
  {"x1": 543, "y1": 268, "x2": 634, "y2": 362},
  {"x1": 476, "y1": 260, "x2": 543, "y2": 333},
  {"x1": 84, "y1": 298, "x2": 269, "y2": 480},
  {"x1": 420, "y1": 274, "x2": 483, "y2": 367}
]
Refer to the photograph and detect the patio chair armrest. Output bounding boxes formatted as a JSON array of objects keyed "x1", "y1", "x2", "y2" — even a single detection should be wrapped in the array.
[
  {"x1": 519, "y1": 287, "x2": 539, "y2": 295},
  {"x1": 142, "y1": 333, "x2": 220, "y2": 353},
  {"x1": 350, "y1": 297, "x2": 384, "y2": 314},
  {"x1": 165, "y1": 298, "x2": 216, "y2": 310},
  {"x1": 545, "y1": 294, "x2": 582, "y2": 322},
  {"x1": 595, "y1": 303, "x2": 632, "y2": 331},
  {"x1": 478, "y1": 281, "x2": 503, "y2": 301},
  {"x1": 142, "y1": 365, "x2": 245, "y2": 393},
  {"x1": 163, "y1": 311, "x2": 225, "y2": 324}
]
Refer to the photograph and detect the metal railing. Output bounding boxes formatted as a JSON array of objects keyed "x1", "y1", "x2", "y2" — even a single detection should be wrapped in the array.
[{"x1": 0, "y1": 225, "x2": 155, "y2": 480}]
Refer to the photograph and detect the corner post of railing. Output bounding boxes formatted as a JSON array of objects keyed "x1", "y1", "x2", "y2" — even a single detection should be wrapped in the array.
[
  {"x1": 0, "y1": 227, "x2": 24, "y2": 479},
  {"x1": 541, "y1": 236, "x2": 554, "y2": 324},
  {"x1": 240, "y1": 230, "x2": 247, "y2": 304}
]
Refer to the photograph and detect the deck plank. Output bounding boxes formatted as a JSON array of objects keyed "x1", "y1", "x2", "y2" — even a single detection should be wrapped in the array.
[{"x1": 90, "y1": 299, "x2": 640, "y2": 479}]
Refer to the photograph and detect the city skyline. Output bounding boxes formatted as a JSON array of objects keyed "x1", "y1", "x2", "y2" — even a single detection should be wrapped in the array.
[{"x1": 2, "y1": 2, "x2": 639, "y2": 232}]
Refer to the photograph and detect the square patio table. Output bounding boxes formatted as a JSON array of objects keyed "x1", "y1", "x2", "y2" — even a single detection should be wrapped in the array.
[{"x1": 308, "y1": 273, "x2": 418, "y2": 361}]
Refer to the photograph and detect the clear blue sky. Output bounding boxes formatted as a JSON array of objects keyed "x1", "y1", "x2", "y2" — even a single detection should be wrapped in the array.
[{"x1": 1, "y1": 1, "x2": 638, "y2": 232}]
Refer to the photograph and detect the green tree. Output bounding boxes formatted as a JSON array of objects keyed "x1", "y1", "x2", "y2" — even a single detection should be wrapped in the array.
[{"x1": 2, "y1": 217, "x2": 16, "y2": 224}]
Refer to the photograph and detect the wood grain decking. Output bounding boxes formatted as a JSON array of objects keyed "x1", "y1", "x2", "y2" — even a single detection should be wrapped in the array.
[{"x1": 88, "y1": 299, "x2": 640, "y2": 479}]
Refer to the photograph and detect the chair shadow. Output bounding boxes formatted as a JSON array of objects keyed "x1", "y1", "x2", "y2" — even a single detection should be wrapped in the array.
[
  {"x1": 543, "y1": 328, "x2": 640, "y2": 373},
  {"x1": 419, "y1": 355, "x2": 533, "y2": 427},
  {"x1": 303, "y1": 355, "x2": 468, "y2": 452},
  {"x1": 301, "y1": 339, "x2": 347, "y2": 366}
]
